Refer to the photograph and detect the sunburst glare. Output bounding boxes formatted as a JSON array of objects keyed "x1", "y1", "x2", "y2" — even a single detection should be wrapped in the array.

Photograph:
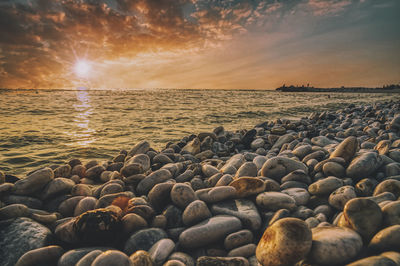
[{"x1": 74, "y1": 60, "x2": 91, "y2": 78}]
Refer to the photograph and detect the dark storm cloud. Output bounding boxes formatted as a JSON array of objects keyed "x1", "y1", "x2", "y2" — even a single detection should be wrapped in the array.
[{"x1": 0, "y1": 0, "x2": 395, "y2": 88}]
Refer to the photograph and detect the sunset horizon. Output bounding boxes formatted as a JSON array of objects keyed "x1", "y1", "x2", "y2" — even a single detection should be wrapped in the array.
[{"x1": 1, "y1": 0, "x2": 399, "y2": 89}]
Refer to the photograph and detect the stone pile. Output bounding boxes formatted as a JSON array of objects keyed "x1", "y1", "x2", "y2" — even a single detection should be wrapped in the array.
[{"x1": 1, "y1": 100, "x2": 400, "y2": 265}]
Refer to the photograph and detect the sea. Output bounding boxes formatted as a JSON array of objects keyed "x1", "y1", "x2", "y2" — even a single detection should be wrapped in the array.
[{"x1": 0, "y1": 89, "x2": 398, "y2": 176}]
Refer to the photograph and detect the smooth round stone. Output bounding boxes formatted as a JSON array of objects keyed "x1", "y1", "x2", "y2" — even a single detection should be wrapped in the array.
[
  {"x1": 126, "y1": 154, "x2": 151, "y2": 172},
  {"x1": 42, "y1": 178, "x2": 74, "y2": 200},
  {"x1": 137, "y1": 169, "x2": 172, "y2": 195},
  {"x1": 168, "y1": 252, "x2": 195, "y2": 266},
  {"x1": 182, "y1": 137, "x2": 201, "y2": 155},
  {"x1": 211, "y1": 199, "x2": 261, "y2": 231},
  {"x1": 148, "y1": 182, "x2": 174, "y2": 212},
  {"x1": 196, "y1": 256, "x2": 249, "y2": 266},
  {"x1": 229, "y1": 177, "x2": 265, "y2": 198},
  {"x1": 381, "y1": 252, "x2": 400, "y2": 265},
  {"x1": 346, "y1": 152, "x2": 382, "y2": 180},
  {"x1": 0, "y1": 218, "x2": 53, "y2": 266},
  {"x1": 369, "y1": 225, "x2": 400, "y2": 253},
  {"x1": 121, "y1": 213, "x2": 148, "y2": 234},
  {"x1": 281, "y1": 170, "x2": 311, "y2": 184},
  {"x1": 329, "y1": 136, "x2": 358, "y2": 163},
  {"x1": 251, "y1": 138, "x2": 265, "y2": 150},
  {"x1": 367, "y1": 192, "x2": 397, "y2": 205},
  {"x1": 263, "y1": 178, "x2": 280, "y2": 191},
  {"x1": 224, "y1": 230, "x2": 253, "y2": 250},
  {"x1": 216, "y1": 174, "x2": 234, "y2": 186},
  {"x1": 128, "y1": 140, "x2": 150, "y2": 156},
  {"x1": 124, "y1": 228, "x2": 167, "y2": 255},
  {"x1": 92, "y1": 250, "x2": 131, "y2": 266},
  {"x1": 100, "y1": 183, "x2": 123, "y2": 197},
  {"x1": 227, "y1": 244, "x2": 256, "y2": 258},
  {"x1": 129, "y1": 250, "x2": 153, "y2": 266},
  {"x1": 182, "y1": 200, "x2": 211, "y2": 226},
  {"x1": 149, "y1": 238, "x2": 175, "y2": 265},
  {"x1": 323, "y1": 162, "x2": 345, "y2": 178},
  {"x1": 347, "y1": 255, "x2": 397, "y2": 266},
  {"x1": 305, "y1": 217, "x2": 319, "y2": 228},
  {"x1": 0, "y1": 204, "x2": 30, "y2": 220},
  {"x1": 235, "y1": 162, "x2": 258, "y2": 178},
  {"x1": 71, "y1": 184, "x2": 92, "y2": 196},
  {"x1": 308, "y1": 176, "x2": 343, "y2": 196},
  {"x1": 170, "y1": 183, "x2": 196, "y2": 209},
  {"x1": 261, "y1": 157, "x2": 308, "y2": 182},
  {"x1": 256, "y1": 218, "x2": 312, "y2": 266},
  {"x1": 15, "y1": 245, "x2": 64, "y2": 266},
  {"x1": 382, "y1": 201, "x2": 400, "y2": 226},
  {"x1": 195, "y1": 186, "x2": 237, "y2": 203},
  {"x1": 13, "y1": 168, "x2": 54, "y2": 195},
  {"x1": 281, "y1": 188, "x2": 310, "y2": 206},
  {"x1": 253, "y1": 156, "x2": 267, "y2": 171},
  {"x1": 220, "y1": 154, "x2": 246, "y2": 173},
  {"x1": 312, "y1": 136, "x2": 337, "y2": 147},
  {"x1": 256, "y1": 192, "x2": 296, "y2": 211},
  {"x1": 271, "y1": 134, "x2": 295, "y2": 150},
  {"x1": 201, "y1": 164, "x2": 220, "y2": 177},
  {"x1": 72, "y1": 164, "x2": 86, "y2": 178},
  {"x1": 308, "y1": 226, "x2": 363, "y2": 265},
  {"x1": 85, "y1": 165, "x2": 105, "y2": 180},
  {"x1": 268, "y1": 209, "x2": 291, "y2": 226},
  {"x1": 53, "y1": 165, "x2": 71, "y2": 178},
  {"x1": 0, "y1": 183, "x2": 14, "y2": 194},
  {"x1": 153, "y1": 153, "x2": 174, "y2": 164},
  {"x1": 76, "y1": 250, "x2": 103, "y2": 266},
  {"x1": 355, "y1": 178, "x2": 378, "y2": 196},
  {"x1": 73, "y1": 197, "x2": 97, "y2": 216},
  {"x1": 373, "y1": 179, "x2": 400, "y2": 198},
  {"x1": 343, "y1": 198, "x2": 382, "y2": 241},
  {"x1": 328, "y1": 186, "x2": 357, "y2": 210},
  {"x1": 292, "y1": 145, "x2": 313, "y2": 160},
  {"x1": 178, "y1": 215, "x2": 242, "y2": 249}
]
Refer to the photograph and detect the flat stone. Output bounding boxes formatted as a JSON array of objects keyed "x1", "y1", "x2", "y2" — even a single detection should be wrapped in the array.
[
  {"x1": 196, "y1": 186, "x2": 236, "y2": 203},
  {"x1": 149, "y1": 238, "x2": 175, "y2": 265},
  {"x1": 211, "y1": 199, "x2": 261, "y2": 231},
  {"x1": 0, "y1": 218, "x2": 53, "y2": 266},
  {"x1": 307, "y1": 226, "x2": 363, "y2": 265},
  {"x1": 229, "y1": 177, "x2": 265, "y2": 198},
  {"x1": 15, "y1": 245, "x2": 64, "y2": 266},
  {"x1": 256, "y1": 192, "x2": 296, "y2": 211},
  {"x1": 235, "y1": 162, "x2": 258, "y2": 178},
  {"x1": 179, "y1": 215, "x2": 242, "y2": 249},
  {"x1": 256, "y1": 218, "x2": 312, "y2": 266}
]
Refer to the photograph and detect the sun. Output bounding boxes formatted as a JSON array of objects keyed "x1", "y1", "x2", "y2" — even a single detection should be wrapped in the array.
[{"x1": 74, "y1": 60, "x2": 91, "y2": 77}]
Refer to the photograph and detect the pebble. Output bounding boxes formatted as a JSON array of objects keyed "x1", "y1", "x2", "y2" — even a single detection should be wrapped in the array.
[
  {"x1": 170, "y1": 183, "x2": 196, "y2": 209},
  {"x1": 329, "y1": 136, "x2": 358, "y2": 163},
  {"x1": 368, "y1": 225, "x2": 400, "y2": 253},
  {"x1": 182, "y1": 200, "x2": 211, "y2": 226},
  {"x1": 308, "y1": 226, "x2": 363, "y2": 265},
  {"x1": 149, "y1": 238, "x2": 175, "y2": 265},
  {"x1": 261, "y1": 157, "x2": 308, "y2": 181},
  {"x1": 382, "y1": 200, "x2": 400, "y2": 226},
  {"x1": 129, "y1": 250, "x2": 154, "y2": 266},
  {"x1": 15, "y1": 245, "x2": 64, "y2": 266},
  {"x1": 256, "y1": 192, "x2": 296, "y2": 211},
  {"x1": 224, "y1": 230, "x2": 253, "y2": 250},
  {"x1": 328, "y1": 185, "x2": 357, "y2": 210},
  {"x1": 235, "y1": 162, "x2": 258, "y2": 178},
  {"x1": 229, "y1": 177, "x2": 265, "y2": 198},
  {"x1": 179, "y1": 215, "x2": 242, "y2": 249},
  {"x1": 281, "y1": 188, "x2": 310, "y2": 206},
  {"x1": 92, "y1": 250, "x2": 131, "y2": 266},
  {"x1": 196, "y1": 186, "x2": 237, "y2": 203},
  {"x1": 13, "y1": 168, "x2": 54, "y2": 195},
  {"x1": 137, "y1": 169, "x2": 172, "y2": 195},
  {"x1": 196, "y1": 256, "x2": 249, "y2": 266},
  {"x1": 76, "y1": 250, "x2": 103, "y2": 266},
  {"x1": 256, "y1": 218, "x2": 312, "y2": 266},
  {"x1": 347, "y1": 255, "x2": 397, "y2": 266},
  {"x1": 373, "y1": 179, "x2": 400, "y2": 198},
  {"x1": 124, "y1": 228, "x2": 167, "y2": 255},
  {"x1": 308, "y1": 176, "x2": 343, "y2": 196},
  {"x1": 346, "y1": 152, "x2": 382, "y2": 180}
]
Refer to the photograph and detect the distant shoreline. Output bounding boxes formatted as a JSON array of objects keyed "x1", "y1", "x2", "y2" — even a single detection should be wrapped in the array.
[{"x1": 275, "y1": 85, "x2": 400, "y2": 93}]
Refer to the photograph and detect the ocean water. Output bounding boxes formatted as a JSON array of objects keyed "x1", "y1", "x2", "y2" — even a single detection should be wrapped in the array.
[{"x1": 0, "y1": 89, "x2": 398, "y2": 176}]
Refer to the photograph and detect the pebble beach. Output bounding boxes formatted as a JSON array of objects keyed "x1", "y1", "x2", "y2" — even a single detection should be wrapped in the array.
[{"x1": 1, "y1": 100, "x2": 400, "y2": 266}]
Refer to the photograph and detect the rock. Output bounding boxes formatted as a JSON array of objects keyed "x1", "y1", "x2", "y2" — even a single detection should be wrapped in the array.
[
  {"x1": 235, "y1": 162, "x2": 258, "y2": 178},
  {"x1": 251, "y1": 138, "x2": 265, "y2": 150},
  {"x1": 170, "y1": 183, "x2": 196, "y2": 209},
  {"x1": 149, "y1": 238, "x2": 175, "y2": 265},
  {"x1": 322, "y1": 162, "x2": 345, "y2": 177},
  {"x1": 168, "y1": 252, "x2": 194, "y2": 266},
  {"x1": 153, "y1": 153, "x2": 174, "y2": 164},
  {"x1": 330, "y1": 136, "x2": 358, "y2": 163},
  {"x1": 375, "y1": 140, "x2": 392, "y2": 155},
  {"x1": 126, "y1": 154, "x2": 151, "y2": 172},
  {"x1": 42, "y1": 178, "x2": 74, "y2": 200},
  {"x1": 148, "y1": 182, "x2": 174, "y2": 212},
  {"x1": 121, "y1": 163, "x2": 144, "y2": 177},
  {"x1": 15, "y1": 245, "x2": 64, "y2": 266},
  {"x1": 227, "y1": 244, "x2": 255, "y2": 258},
  {"x1": 229, "y1": 177, "x2": 265, "y2": 198},
  {"x1": 182, "y1": 137, "x2": 201, "y2": 155},
  {"x1": 179, "y1": 215, "x2": 242, "y2": 249},
  {"x1": 281, "y1": 170, "x2": 311, "y2": 184},
  {"x1": 73, "y1": 197, "x2": 97, "y2": 216},
  {"x1": 382, "y1": 201, "x2": 400, "y2": 226},
  {"x1": 196, "y1": 256, "x2": 249, "y2": 266},
  {"x1": 389, "y1": 115, "x2": 400, "y2": 131},
  {"x1": 182, "y1": 200, "x2": 212, "y2": 226},
  {"x1": 71, "y1": 184, "x2": 92, "y2": 196},
  {"x1": 128, "y1": 140, "x2": 150, "y2": 156},
  {"x1": 0, "y1": 218, "x2": 52, "y2": 266},
  {"x1": 355, "y1": 178, "x2": 378, "y2": 196},
  {"x1": 121, "y1": 213, "x2": 148, "y2": 234},
  {"x1": 381, "y1": 252, "x2": 400, "y2": 265},
  {"x1": 312, "y1": 136, "x2": 337, "y2": 147},
  {"x1": 58, "y1": 247, "x2": 111, "y2": 266},
  {"x1": 261, "y1": 157, "x2": 308, "y2": 182},
  {"x1": 272, "y1": 134, "x2": 295, "y2": 150},
  {"x1": 328, "y1": 185, "x2": 357, "y2": 210},
  {"x1": 0, "y1": 170, "x2": 5, "y2": 184},
  {"x1": 202, "y1": 164, "x2": 220, "y2": 177},
  {"x1": 164, "y1": 260, "x2": 185, "y2": 266},
  {"x1": 373, "y1": 179, "x2": 400, "y2": 198},
  {"x1": 211, "y1": 199, "x2": 261, "y2": 231},
  {"x1": 137, "y1": 169, "x2": 172, "y2": 195},
  {"x1": 13, "y1": 168, "x2": 54, "y2": 195},
  {"x1": 92, "y1": 250, "x2": 131, "y2": 266},
  {"x1": 346, "y1": 152, "x2": 382, "y2": 180},
  {"x1": 59, "y1": 196, "x2": 85, "y2": 217},
  {"x1": 86, "y1": 165, "x2": 105, "y2": 180},
  {"x1": 73, "y1": 209, "x2": 120, "y2": 244},
  {"x1": 342, "y1": 198, "x2": 382, "y2": 241},
  {"x1": 220, "y1": 154, "x2": 246, "y2": 173},
  {"x1": 281, "y1": 188, "x2": 310, "y2": 206},
  {"x1": 256, "y1": 218, "x2": 312, "y2": 266},
  {"x1": 76, "y1": 250, "x2": 103, "y2": 266},
  {"x1": 124, "y1": 228, "x2": 167, "y2": 255},
  {"x1": 256, "y1": 192, "x2": 296, "y2": 211},
  {"x1": 224, "y1": 230, "x2": 253, "y2": 250},
  {"x1": 196, "y1": 186, "x2": 237, "y2": 203},
  {"x1": 347, "y1": 255, "x2": 397, "y2": 266},
  {"x1": 293, "y1": 145, "x2": 313, "y2": 160},
  {"x1": 129, "y1": 250, "x2": 154, "y2": 266},
  {"x1": 55, "y1": 219, "x2": 79, "y2": 244},
  {"x1": 54, "y1": 165, "x2": 72, "y2": 178},
  {"x1": 309, "y1": 176, "x2": 343, "y2": 196},
  {"x1": 0, "y1": 204, "x2": 30, "y2": 220},
  {"x1": 369, "y1": 225, "x2": 400, "y2": 253},
  {"x1": 308, "y1": 226, "x2": 363, "y2": 265},
  {"x1": 100, "y1": 183, "x2": 124, "y2": 197}
]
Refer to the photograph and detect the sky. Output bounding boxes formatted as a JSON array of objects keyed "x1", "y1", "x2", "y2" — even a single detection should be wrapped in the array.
[{"x1": 0, "y1": 0, "x2": 399, "y2": 89}]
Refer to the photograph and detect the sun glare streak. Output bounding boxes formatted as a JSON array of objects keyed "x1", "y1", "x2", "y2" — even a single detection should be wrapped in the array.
[{"x1": 74, "y1": 60, "x2": 91, "y2": 78}]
